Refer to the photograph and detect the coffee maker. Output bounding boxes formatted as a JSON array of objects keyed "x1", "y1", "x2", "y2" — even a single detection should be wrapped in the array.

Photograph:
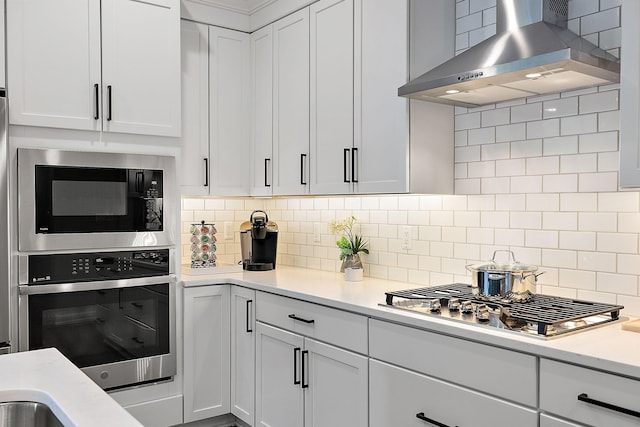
[{"x1": 240, "y1": 210, "x2": 278, "y2": 271}]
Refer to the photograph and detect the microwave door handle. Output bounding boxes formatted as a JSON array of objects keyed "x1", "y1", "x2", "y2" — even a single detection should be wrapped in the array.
[{"x1": 136, "y1": 171, "x2": 144, "y2": 193}]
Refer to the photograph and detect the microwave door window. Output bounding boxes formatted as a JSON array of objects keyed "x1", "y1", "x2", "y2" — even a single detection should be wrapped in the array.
[{"x1": 52, "y1": 181, "x2": 127, "y2": 216}]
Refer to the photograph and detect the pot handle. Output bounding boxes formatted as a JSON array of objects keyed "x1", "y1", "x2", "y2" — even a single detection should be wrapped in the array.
[
  {"x1": 522, "y1": 271, "x2": 545, "y2": 280},
  {"x1": 492, "y1": 250, "x2": 518, "y2": 263}
]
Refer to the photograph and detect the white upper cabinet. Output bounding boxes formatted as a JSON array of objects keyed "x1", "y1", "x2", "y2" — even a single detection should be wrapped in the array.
[
  {"x1": 620, "y1": 0, "x2": 640, "y2": 187},
  {"x1": 354, "y1": 0, "x2": 409, "y2": 194},
  {"x1": 309, "y1": 0, "x2": 354, "y2": 195},
  {"x1": 101, "y1": 0, "x2": 181, "y2": 136},
  {"x1": 208, "y1": 26, "x2": 250, "y2": 196},
  {"x1": 250, "y1": 25, "x2": 274, "y2": 197},
  {"x1": 7, "y1": 0, "x2": 181, "y2": 137},
  {"x1": 7, "y1": 0, "x2": 102, "y2": 131},
  {"x1": 272, "y1": 8, "x2": 310, "y2": 196},
  {"x1": 180, "y1": 20, "x2": 210, "y2": 196},
  {"x1": 180, "y1": 21, "x2": 250, "y2": 196}
]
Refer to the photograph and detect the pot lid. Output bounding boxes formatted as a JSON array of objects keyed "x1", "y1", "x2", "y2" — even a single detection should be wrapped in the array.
[{"x1": 467, "y1": 251, "x2": 538, "y2": 273}]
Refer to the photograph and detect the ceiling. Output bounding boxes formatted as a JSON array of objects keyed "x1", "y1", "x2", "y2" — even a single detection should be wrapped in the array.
[{"x1": 188, "y1": 0, "x2": 275, "y2": 14}]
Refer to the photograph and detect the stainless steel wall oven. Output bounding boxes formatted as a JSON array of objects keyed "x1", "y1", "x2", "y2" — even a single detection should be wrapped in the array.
[{"x1": 18, "y1": 249, "x2": 176, "y2": 390}]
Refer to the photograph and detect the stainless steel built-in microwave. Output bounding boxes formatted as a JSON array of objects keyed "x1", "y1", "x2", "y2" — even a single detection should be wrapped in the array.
[{"x1": 18, "y1": 148, "x2": 176, "y2": 251}]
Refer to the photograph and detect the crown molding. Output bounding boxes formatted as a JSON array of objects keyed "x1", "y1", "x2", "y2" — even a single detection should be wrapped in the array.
[{"x1": 184, "y1": 0, "x2": 276, "y2": 15}]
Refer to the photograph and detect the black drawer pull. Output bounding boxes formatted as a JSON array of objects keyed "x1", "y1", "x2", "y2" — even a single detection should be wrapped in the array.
[
  {"x1": 300, "y1": 153, "x2": 307, "y2": 185},
  {"x1": 578, "y1": 393, "x2": 640, "y2": 418},
  {"x1": 93, "y1": 83, "x2": 100, "y2": 120},
  {"x1": 293, "y1": 347, "x2": 301, "y2": 385},
  {"x1": 204, "y1": 158, "x2": 209, "y2": 187},
  {"x1": 301, "y1": 350, "x2": 309, "y2": 389},
  {"x1": 416, "y1": 412, "x2": 455, "y2": 427},
  {"x1": 132, "y1": 337, "x2": 144, "y2": 344},
  {"x1": 131, "y1": 302, "x2": 143, "y2": 309},
  {"x1": 288, "y1": 314, "x2": 314, "y2": 324},
  {"x1": 106, "y1": 85, "x2": 112, "y2": 121},
  {"x1": 264, "y1": 158, "x2": 271, "y2": 187},
  {"x1": 343, "y1": 148, "x2": 350, "y2": 183},
  {"x1": 246, "y1": 299, "x2": 253, "y2": 333}
]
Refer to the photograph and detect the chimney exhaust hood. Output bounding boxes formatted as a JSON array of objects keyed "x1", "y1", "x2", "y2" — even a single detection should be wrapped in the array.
[{"x1": 399, "y1": 0, "x2": 620, "y2": 108}]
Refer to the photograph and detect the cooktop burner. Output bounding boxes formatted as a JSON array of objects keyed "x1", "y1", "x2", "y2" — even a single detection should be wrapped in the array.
[{"x1": 383, "y1": 284, "x2": 624, "y2": 338}]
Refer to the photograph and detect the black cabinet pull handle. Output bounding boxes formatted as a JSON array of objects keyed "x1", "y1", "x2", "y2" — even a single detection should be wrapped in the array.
[
  {"x1": 204, "y1": 158, "x2": 209, "y2": 187},
  {"x1": 131, "y1": 302, "x2": 143, "y2": 309},
  {"x1": 300, "y1": 154, "x2": 307, "y2": 185},
  {"x1": 135, "y1": 171, "x2": 144, "y2": 193},
  {"x1": 293, "y1": 347, "x2": 301, "y2": 385},
  {"x1": 343, "y1": 148, "x2": 350, "y2": 183},
  {"x1": 106, "y1": 85, "x2": 112, "y2": 121},
  {"x1": 94, "y1": 84, "x2": 100, "y2": 120},
  {"x1": 301, "y1": 350, "x2": 309, "y2": 389},
  {"x1": 246, "y1": 299, "x2": 253, "y2": 333},
  {"x1": 264, "y1": 158, "x2": 271, "y2": 187},
  {"x1": 416, "y1": 412, "x2": 454, "y2": 427},
  {"x1": 578, "y1": 393, "x2": 640, "y2": 418},
  {"x1": 351, "y1": 147, "x2": 358, "y2": 183},
  {"x1": 132, "y1": 337, "x2": 144, "y2": 344},
  {"x1": 288, "y1": 314, "x2": 314, "y2": 324}
]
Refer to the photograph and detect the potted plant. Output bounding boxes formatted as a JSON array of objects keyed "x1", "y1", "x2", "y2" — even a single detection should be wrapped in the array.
[{"x1": 329, "y1": 216, "x2": 369, "y2": 279}]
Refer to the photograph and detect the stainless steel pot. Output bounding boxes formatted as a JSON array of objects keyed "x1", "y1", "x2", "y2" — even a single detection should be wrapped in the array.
[{"x1": 465, "y1": 251, "x2": 543, "y2": 301}]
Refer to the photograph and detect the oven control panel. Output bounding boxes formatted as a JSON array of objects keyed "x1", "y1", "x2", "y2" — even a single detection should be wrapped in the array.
[{"x1": 22, "y1": 249, "x2": 170, "y2": 285}]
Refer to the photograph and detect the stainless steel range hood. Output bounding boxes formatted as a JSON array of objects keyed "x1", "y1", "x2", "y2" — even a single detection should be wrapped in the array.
[{"x1": 399, "y1": 0, "x2": 620, "y2": 108}]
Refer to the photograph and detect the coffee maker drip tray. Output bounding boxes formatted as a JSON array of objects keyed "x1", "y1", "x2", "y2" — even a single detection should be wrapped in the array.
[{"x1": 245, "y1": 262, "x2": 274, "y2": 271}]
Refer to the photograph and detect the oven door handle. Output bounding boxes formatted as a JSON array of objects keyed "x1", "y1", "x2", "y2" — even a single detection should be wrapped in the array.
[{"x1": 18, "y1": 275, "x2": 174, "y2": 295}]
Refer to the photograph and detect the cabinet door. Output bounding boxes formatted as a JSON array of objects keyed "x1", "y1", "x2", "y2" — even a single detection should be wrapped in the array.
[
  {"x1": 183, "y1": 285, "x2": 230, "y2": 423},
  {"x1": 255, "y1": 322, "x2": 304, "y2": 427},
  {"x1": 180, "y1": 20, "x2": 210, "y2": 196},
  {"x1": 250, "y1": 25, "x2": 274, "y2": 197},
  {"x1": 370, "y1": 359, "x2": 537, "y2": 427},
  {"x1": 231, "y1": 287, "x2": 256, "y2": 426},
  {"x1": 354, "y1": 0, "x2": 409, "y2": 193},
  {"x1": 540, "y1": 414, "x2": 587, "y2": 427},
  {"x1": 304, "y1": 339, "x2": 367, "y2": 427},
  {"x1": 7, "y1": 0, "x2": 101, "y2": 130},
  {"x1": 620, "y1": 0, "x2": 640, "y2": 187},
  {"x1": 208, "y1": 26, "x2": 250, "y2": 196},
  {"x1": 272, "y1": 8, "x2": 310, "y2": 196},
  {"x1": 101, "y1": 0, "x2": 180, "y2": 137},
  {"x1": 309, "y1": 0, "x2": 354, "y2": 195}
]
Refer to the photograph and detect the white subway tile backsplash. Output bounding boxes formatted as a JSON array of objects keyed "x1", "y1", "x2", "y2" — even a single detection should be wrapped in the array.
[
  {"x1": 598, "y1": 152, "x2": 619, "y2": 172},
  {"x1": 559, "y1": 231, "x2": 596, "y2": 251},
  {"x1": 455, "y1": 179, "x2": 481, "y2": 194},
  {"x1": 580, "y1": 7, "x2": 620, "y2": 35},
  {"x1": 469, "y1": 0, "x2": 495, "y2": 14},
  {"x1": 496, "y1": 123, "x2": 526, "y2": 143},
  {"x1": 494, "y1": 228, "x2": 524, "y2": 246},
  {"x1": 511, "y1": 103, "x2": 542, "y2": 123},
  {"x1": 568, "y1": 0, "x2": 599, "y2": 19},
  {"x1": 469, "y1": 24, "x2": 496, "y2": 46},
  {"x1": 597, "y1": 272, "x2": 637, "y2": 296},
  {"x1": 526, "y1": 230, "x2": 559, "y2": 248},
  {"x1": 510, "y1": 139, "x2": 542, "y2": 158},
  {"x1": 526, "y1": 193, "x2": 559, "y2": 211},
  {"x1": 543, "y1": 97, "x2": 578, "y2": 119},
  {"x1": 597, "y1": 192, "x2": 639, "y2": 212},
  {"x1": 468, "y1": 127, "x2": 495, "y2": 145},
  {"x1": 455, "y1": 111, "x2": 481, "y2": 130},
  {"x1": 481, "y1": 211, "x2": 509, "y2": 228},
  {"x1": 618, "y1": 213, "x2": 640, "y2": 233},
  {"x1": 578, "y1": 212, "x2": 617, "y2": 232},
  {"x1": 467, "y1": 227, "x2": 493, "y2": 244},
  {"x1": 456, "y1": 11, "x2": 483, "y2": 34},
  {"x1": 542, "y1": 249, "x2": 577, "y2": 269},
  {"x1": 482, "y1": 143, "x2": 510, "y2": 161},
  {"x1": 599, "y1": 27, "x2": 621, "y2": 50},
  {"x1": 559, "y1": 269, "x2": 596, "y2": 290},
  {"x1": 560, "y1": 153, "x2": 597, "y2": 174},
  {"x1": 526, "y1": 156, "x2": 559, "y2": 175},
  {"x1": 561, "y1": 114, "x2": 598, "y2": 135},
  {"x1": 468, "y1": 161, "x2": 495, "y2": 178},
  {"x1": 579, "y1": 131, "x2": 618, "y2": 153},
  {"x1": 543, "y1": 174, "x2": 578, "y2": 193},
  {"x1": 495, "y1": 194, "x2": 526, "y2": 211},
  {"x1": 510, "y1": 212, "x2": 542, "y2": 229},
  {"x1": 543, "y1": 212, "x2": 577, "y2": 231},
  {"x1": 598, "y1": 232, "x2": 637, "y2": 254},
  {"x1": 579, "y1": 172, "x2": 618, "y2": 192},
  {"x1": 577, "y1": 251, "x2": 616, "y2": 273},
  {"x1": 481, "y1": 177, "x2": 510, "y2": 193},
  {"x1": 580, "y1": 90, "x2": 619, "y2": 114},
  {"x1": 455, "y1": 146, "x2": 481, "y2": 163},
  {"x1": 495, "y1": 158, "x2": 525, "y2": 177},
  {"x1": 528, "y1": 119, "x2": 560, "y2": 139},
  {"x1": 481, "y1": 108, "x2": 510, "y2": 127},
  {"x1": 455, "y1": 130, "x2": 468, "y2": 147}
]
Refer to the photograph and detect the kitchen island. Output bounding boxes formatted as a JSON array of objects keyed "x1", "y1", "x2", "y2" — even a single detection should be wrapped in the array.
[{"x1": 0, "y1": 348, "x2": 143, "y2": 427}]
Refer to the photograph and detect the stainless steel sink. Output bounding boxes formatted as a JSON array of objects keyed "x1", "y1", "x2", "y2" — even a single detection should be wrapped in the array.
[{"x1": 0, "y1": 401, "x2": 64, "y2": 427}]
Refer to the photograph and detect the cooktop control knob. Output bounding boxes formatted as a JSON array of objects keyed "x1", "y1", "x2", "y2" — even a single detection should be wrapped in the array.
[
  {"x1": 427, "y1": 298, "x2": 441, "y2": 312},
  {"x1": 448, "y1": 298, "x2": 461, "y2": 311},
  {"x1": 475, "y1": 304, "x2": 491, "y2": 321},
  {"x1": 461, "y1": 300, "x2": 474, "y2": 313}
]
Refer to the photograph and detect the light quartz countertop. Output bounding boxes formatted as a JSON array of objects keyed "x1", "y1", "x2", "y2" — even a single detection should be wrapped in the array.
[
  {"x1": 182, "y1": 265, "x2": 640, "y2": 380},
  {"x1": 0, "y1": 348, "x2": 143, "y2": 427}
]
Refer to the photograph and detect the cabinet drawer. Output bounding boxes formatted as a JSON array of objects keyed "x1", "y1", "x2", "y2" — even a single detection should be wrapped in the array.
[
  {"x1": 540, "y1": 359, "x2": 640, "y2": 427},
  {"x1": 369, "y1": 318, "x2": 537, "y2": 406},
  {"x1": 256, "y1": 291, "x2": 367, "y2": 354},
  {"x1": 370, "y1": 359, "x2": 537, "y2": 427},
  {"x1": 540, "y1": 414, "x2": 586, "y2": 427}
]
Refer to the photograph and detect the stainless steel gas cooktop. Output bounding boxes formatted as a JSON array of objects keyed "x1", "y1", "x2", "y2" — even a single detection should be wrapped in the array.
[{"x1": 383, "y1": 284, "x2": 624, "y2": 339}]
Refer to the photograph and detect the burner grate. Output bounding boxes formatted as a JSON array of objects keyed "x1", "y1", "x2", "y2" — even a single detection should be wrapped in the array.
[{"x1": 385, "y1": 283, "x2": 623, "y2": 336}]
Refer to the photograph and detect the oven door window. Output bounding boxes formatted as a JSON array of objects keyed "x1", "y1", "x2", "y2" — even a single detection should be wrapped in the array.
[
  {"x1": 28, "y1": 284, "x2": 169, "y2": 368},
  {"x1": 34, "y1": 165, "x2": 163, "y2": 234}
]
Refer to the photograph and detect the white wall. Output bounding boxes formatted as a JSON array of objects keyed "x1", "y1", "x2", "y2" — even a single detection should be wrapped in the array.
[{"x1": 181, "y1": 0, "x2": 640, "y2": 316}]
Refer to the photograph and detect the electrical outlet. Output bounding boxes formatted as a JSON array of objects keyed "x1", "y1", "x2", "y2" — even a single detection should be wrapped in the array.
[
  {"x1": 223, "y1": 221, "x2": 233, "y2": 240},
  {"x1": 402, "y1": 225, "x2": 411, "y2": 250},
  {"x1": 313, "y1": 223, "x2": 323, "y2": 243}
]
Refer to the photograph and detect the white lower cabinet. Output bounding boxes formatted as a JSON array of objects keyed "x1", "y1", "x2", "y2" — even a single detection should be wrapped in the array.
[
  {"x1": 182, "y1": 285, "x2": 230, "y2": 423},
  {"x1": 255, "y1": 321, "x2": 368, "y2": 427},
  {"x1": 370, "y1": 359, "x2": 537, "y2": 427},
  {"x1": 539, "y1": 359, "x2": 640, "y2": 427},
  {"x1": 231, "y1": 286, "x2": 256, "y2": 425}
]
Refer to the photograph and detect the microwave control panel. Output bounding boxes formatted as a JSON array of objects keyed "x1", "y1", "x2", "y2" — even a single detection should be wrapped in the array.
[{"x1": 23, "y1": 249, "x2": 170, "y2": 285}]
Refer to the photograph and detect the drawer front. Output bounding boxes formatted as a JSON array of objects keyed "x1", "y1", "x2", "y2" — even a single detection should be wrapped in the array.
[
  {"x1": 540, "y1": 359, "x2": 640, "y2": 427},
  {"x1": 256, "y1": 291, "x2": 367, "y2": 354},
  {"x1": 369, "y1": 318, "x2": 537, "y2": 406},
  {"x1": 370, "y1": 359, "x2": 537, "y2": 427}
]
